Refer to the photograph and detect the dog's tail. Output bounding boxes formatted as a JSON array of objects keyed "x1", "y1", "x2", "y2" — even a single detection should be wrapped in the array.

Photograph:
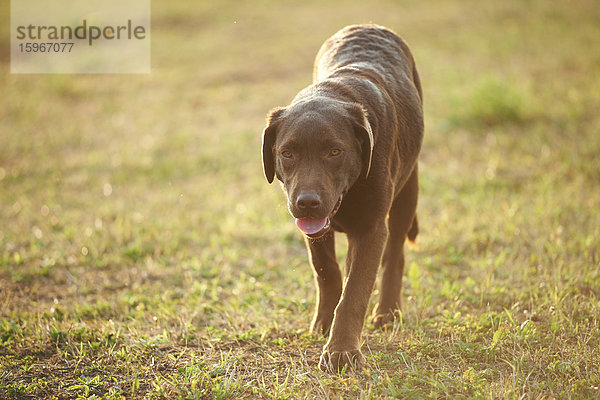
[{"x1": 407, "y1": 214, "x2": 419, "y2": 242}]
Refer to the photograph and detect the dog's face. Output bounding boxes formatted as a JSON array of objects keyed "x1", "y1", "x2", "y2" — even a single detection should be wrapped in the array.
[{"x1": 262, "y1": 98, "x2": 374, "y2": 237}]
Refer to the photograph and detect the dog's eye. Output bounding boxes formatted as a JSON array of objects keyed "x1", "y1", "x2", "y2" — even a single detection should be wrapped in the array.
[
  {"x1": 281, "y1": 150, "x2": 293, "y2": 159},
  {"x1": 329, "y1": 149, "x2": 342, "y2": 157}
]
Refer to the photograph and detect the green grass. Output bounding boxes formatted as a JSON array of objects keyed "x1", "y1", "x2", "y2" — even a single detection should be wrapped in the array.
[{"x1": 1, "y1": 0, "x2": 599, "y2": 398}]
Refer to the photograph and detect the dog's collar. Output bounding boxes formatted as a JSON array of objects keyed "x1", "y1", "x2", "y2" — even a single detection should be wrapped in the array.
[{"x1": 306, "y1": 226, "x2": 333, "y2": 243}]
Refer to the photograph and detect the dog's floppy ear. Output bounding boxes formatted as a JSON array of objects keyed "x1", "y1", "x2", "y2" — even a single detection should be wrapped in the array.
[
  {"x1": 261, "y1": 107, "x2": 286, "y2": 184},
  {"x1": 346, "y1": 103, "x2": 374, "y2": 179}
]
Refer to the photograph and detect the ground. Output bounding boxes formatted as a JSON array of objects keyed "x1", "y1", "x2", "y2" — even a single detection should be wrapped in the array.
[{"x1": 1, "y1": 0, "x2": 599, "y2": 398}]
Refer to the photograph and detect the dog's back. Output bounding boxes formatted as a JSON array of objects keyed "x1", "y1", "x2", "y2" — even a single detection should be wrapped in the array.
[{"x1": 314, "y1": 25, "x2": 420, "y2": 94}]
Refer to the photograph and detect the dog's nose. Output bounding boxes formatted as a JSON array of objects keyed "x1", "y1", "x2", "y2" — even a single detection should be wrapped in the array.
[{"x1": 296, "y1": 192, "x2": 322, "y2": 210}]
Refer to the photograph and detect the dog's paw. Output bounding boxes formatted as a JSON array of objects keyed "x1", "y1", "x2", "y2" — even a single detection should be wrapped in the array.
[
  {"x1": 310, "y1": 315, "x2": 333, "y2": 336},
  {"x1": 319, "y1": 347, "x2": 365, "y2": 373},
  {"x1": 372, "y1": 310, "x2": 400, "y2": 329}
]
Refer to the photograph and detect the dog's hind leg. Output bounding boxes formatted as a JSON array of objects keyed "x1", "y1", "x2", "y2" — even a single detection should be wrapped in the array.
[{"x1": 373, "y1": 164, "x2": 419, "y2": 328}]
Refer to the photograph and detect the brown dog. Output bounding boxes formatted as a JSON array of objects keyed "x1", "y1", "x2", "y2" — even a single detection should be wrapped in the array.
[{"x1": 261, "y1": 24, "x2": 423, "y2": 371}]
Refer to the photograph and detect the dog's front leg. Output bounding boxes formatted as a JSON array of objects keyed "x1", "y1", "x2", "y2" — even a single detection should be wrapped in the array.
[
  {"x1": 319, "y1": 223, "x2": 388, "y2": 372},
  {"x1": 306, "y1": 234, "x2": 342, "y2": 336}
]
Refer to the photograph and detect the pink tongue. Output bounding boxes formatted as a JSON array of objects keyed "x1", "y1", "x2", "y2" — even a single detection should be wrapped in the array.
[{"x1": 295, "y1": 217, "x2": 328, "y2": 235}]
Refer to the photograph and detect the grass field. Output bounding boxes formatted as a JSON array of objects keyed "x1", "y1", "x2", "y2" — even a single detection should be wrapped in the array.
[{"x1": 1, "y1": 0, "x2": 599, "y2": 398}]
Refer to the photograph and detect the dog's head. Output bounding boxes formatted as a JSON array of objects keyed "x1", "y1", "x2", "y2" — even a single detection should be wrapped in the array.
[{"x1": 261, "y1": 97, "x2": 374, "y2": 237}]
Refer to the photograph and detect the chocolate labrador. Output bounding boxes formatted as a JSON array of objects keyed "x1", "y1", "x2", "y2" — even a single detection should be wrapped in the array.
[{"x1": 261, "y1": 24, "x2": 423, "y2": 371}]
